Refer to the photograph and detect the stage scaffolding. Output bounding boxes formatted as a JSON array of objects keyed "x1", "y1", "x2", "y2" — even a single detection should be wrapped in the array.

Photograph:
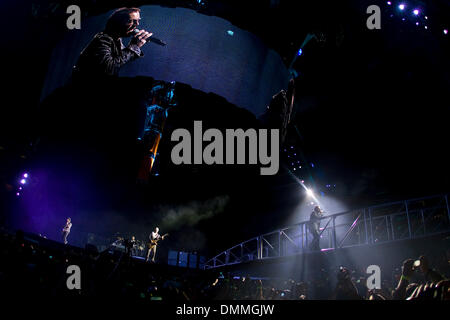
[{"x1": 204, "y1": 194, "x2": 450, "y2": 269}]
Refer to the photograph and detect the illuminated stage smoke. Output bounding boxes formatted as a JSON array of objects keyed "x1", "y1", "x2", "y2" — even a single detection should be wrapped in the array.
[
  {"x1": 157, "y1": 195, "x2": 230, "y2": 230},
  {"x1": 82, "y1": 195, "x2": 230, "y2": 251}
]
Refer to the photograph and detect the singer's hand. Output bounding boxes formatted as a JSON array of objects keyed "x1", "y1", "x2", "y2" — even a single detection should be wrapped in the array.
[{"x1": 131, "y1": 29, "x2": 153, "y2": 48}]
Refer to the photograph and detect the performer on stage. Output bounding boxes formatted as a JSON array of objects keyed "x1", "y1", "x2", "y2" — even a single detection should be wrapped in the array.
[
  {"x1": 146, "y1": 227, "x2": 166, "y2": 263},
  {"x1": 62, "y1": 217, "x2": 72, "y2": 245},
  {"x1": 309, "y1": 206, "x2": 323, "y2": 251},
  {"x1": 125, "y1": 235, "x2": 137, "y2": 257},
  {"x1": 72, "y1": 7, "x2": 152, "y2": 80}
]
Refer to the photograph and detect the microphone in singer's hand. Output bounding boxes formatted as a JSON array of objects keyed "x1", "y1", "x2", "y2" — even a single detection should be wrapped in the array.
[{"x1": 133, "y1": 29, "x2": 167, "y2": 46}]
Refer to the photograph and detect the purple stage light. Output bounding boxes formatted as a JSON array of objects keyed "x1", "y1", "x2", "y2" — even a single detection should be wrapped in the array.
[
  {"x1": 387, "y1": 1, "x2": 392, "y2": 5},
  {"x1": 416, "y1": 22, "x2": 419, "y2": 26},
  {"x1": 20, "y1": 179, "x2": 26, "y2": 185},
  {"x1": 16, "y1": 193, "x2": 20, "y2": 196},
  {"x1": 23, "y1": 173, "x2": 29, "y2": 178},
  {"x1": 413, "y1": 9, "x2": 419, "y2": 15},
  {"x1": 444, "y1": 29, "x2": 448, "y2": 35}
]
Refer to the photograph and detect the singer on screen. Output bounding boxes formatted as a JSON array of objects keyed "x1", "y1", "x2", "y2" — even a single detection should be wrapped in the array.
[{"x1": 72, "y1": 7, "x2": 152, "y2": 80}]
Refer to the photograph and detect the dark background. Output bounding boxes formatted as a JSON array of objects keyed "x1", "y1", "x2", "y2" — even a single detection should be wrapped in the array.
[{"x1": 0, "y1": 0, "x2": 449, "y2": 258}]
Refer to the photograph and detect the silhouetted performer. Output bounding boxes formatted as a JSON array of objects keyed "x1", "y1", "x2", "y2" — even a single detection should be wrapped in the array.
[
  {"x1": 62, "y1": 217, "x2": 72, "y2": 244},
  {"x1": 258, "y1": 78, "x2": 295, "y2": 144},
  {"x1": 125, "y1": 236, "x2": 137, "y2": 257},
  {"x1": 72, "y1": 7, "x2": 152, "y2": 81},
  {"x1": 309, "y1": 206, "x2": 323, "y2": 251},
  {"x1": 146, "y1": 227, "x2": 166, "y2": 263}
]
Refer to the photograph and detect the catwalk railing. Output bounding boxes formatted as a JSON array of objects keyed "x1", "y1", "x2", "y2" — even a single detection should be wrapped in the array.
[{"x1": 204, "y1": 194, "x2": 450, "y2": 269}]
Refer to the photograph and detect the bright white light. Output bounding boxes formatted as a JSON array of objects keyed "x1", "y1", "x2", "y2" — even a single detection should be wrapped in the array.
[
  {"x1": 306, "y1": 188, "x2": 314, "y2": 197},
  {"x1": 399, "y1": 4, "x2": 405, "y2": 10},
  {"x1": 23, "y1": 173, "x2": 28, "y2": 178},
  {"x1": 444, "y1": 29, "x2": 448, "y2": 35},
  {"x1": 387, "y1": 1, "x2": 392, "y2": 5},
  {"x1": 20, "y1": 179, "x2": 26, "y2": 185},
  {"x1": 413, "y1": 9, "x2": 419, "y2": 15}
]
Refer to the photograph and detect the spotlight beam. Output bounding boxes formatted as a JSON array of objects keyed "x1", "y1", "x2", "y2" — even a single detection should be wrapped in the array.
[{"x1": 286, "y1": 168, "x2": 319, "y2": 203}]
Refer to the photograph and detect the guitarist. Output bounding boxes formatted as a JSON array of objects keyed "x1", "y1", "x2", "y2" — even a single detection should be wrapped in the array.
[{"x1": 146, "y1": 227, "x2": 167, "y2": 263}]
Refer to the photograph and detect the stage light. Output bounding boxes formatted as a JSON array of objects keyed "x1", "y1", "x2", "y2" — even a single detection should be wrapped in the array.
[
  {"x1": 297, "y1": 48, "x2": 303, "y2": 56},
  {"x1": 387, "y1": 1, "x2": 392, "y2": 5},
  {"x1": 416, "y1": 22, "x2": 419, "y2": 25},
  {"x1": 398, "y1": 4, "x2": 405, "y2": 11},
  {"x1": 306, "y1": 188, "x2": 314, "y2": 197},
  {"x1": 16, "y1": 193, "x2": 20, "y2": 196},
  {"x1": 227, "y1": 30, "x2": 234, "y2": 36},
  {"x1": 19, "y1": 187, "x2": 22, "y2": 190},
  {"x1": 20, "y1": 179, "x2": 26, "y2": 185},
  {"x1": 23, "y1": 173, "x2": 28, "y2": 178},
  {"x1": 444, "y1": 29, "x2": 448, "y2": 35},
  {"x1": 413, "y1": 9, "x2": 419, "y2": 15},
  {"x1": 425, "y1": 26, "x2": 428, "y2": 29},
  {"x1": 424, "y1": 16, "x2": 428, "y2": 20}
]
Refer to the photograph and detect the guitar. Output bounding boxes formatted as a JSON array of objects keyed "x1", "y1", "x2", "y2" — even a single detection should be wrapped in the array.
[{"x1": 148, "y1": 233, "x2": 169, "y2": 247}]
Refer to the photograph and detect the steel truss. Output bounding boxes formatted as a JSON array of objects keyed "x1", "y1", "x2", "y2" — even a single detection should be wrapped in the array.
[{"x1": 204, "y1": 194, "x2": 450, "y2": 269}]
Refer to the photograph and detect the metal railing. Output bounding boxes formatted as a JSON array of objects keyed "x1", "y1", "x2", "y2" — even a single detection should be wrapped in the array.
[{"x1": 204, "y1": 194, "x2": 450, "y2": 269}]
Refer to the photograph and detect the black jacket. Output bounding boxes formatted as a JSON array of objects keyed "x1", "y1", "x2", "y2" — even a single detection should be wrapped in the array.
[{"x1": 73, "y1": 32, "x2": 143, "y2": 80}]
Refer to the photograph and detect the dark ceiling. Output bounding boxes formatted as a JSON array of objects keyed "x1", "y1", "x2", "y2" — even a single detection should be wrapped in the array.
[{"x1": 1, "y1": 0, "x2": 450, "y2": 206}]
